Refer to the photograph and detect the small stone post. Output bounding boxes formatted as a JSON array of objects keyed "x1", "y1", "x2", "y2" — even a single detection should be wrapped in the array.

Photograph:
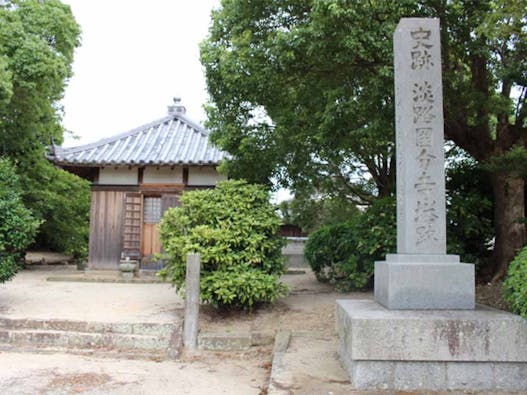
[{"x1": 183, "y1": 253, "x2": 200, "y2": 350}]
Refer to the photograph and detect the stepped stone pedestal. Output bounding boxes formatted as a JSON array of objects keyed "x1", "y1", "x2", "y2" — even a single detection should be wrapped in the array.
[
  {"x1": 336, "y1": 300, "x2": 527, "y2": 391},
  {"x1": 336, "y1": 18, "x2": 527, "y2": 391}
]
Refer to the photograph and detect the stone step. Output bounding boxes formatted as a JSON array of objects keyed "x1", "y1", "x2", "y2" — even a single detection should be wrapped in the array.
[
  {"x1": 0, "y1": 344, "x2": 169, "y2": 361},
  {"x1": 0, "y1": 328, "x2": 168, "y2": 349},
  {"x1": 0, "y1": 317, "x2": 182, "y2": 360},
  {"x1": 0, "y1": 317, "x2": 176, "y2": 337}
]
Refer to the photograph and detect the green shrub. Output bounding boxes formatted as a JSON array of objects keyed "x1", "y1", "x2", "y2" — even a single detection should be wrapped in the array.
[
  {"x1": 503, "y1": 246, "x2": 527, "y2": 318},
  {"x1": 19, "y1": 160, "x2": 90, "y2": 259},
  {"x1": 305, "y1": 197, "x2": 396, "y2": 291},
  {"x1": 201, "y1": 270, "x2": 286, "y2": 309},
  {"x1": 159, "y1": 180, "x2": 287, "y2": 310},
  {"x1": 304, "y1": 222, "x2": 360, "y2": 288},
  {"x1": 0, "y1": 158, "x2": 40, "y2": 282}
]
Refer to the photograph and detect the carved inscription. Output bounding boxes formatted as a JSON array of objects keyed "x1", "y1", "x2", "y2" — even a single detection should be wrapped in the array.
[
  {"x1": 410, "y1": 27, "x2": 439, "y2": 245},
  {"x1": 410, "y1": 27, "x2": 434, "y2": 70}
]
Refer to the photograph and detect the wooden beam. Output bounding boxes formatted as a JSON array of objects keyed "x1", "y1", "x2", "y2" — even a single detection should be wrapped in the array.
[{"x1": 183, "y1": 167, "x2": 189, "y2": 186}]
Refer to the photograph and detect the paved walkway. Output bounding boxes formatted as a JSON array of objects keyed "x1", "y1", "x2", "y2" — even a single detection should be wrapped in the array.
[{"x1": 0, "y1": 267, "x2": 182, "y2": 323}]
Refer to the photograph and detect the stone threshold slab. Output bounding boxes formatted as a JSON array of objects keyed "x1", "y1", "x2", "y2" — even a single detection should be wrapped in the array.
[{"x1": 46, "y1": 275, "x2": 165, "y2": 284}]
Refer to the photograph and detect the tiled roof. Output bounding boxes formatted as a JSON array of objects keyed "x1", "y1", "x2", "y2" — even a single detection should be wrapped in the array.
[{"x1": 50, "y1": 114, "x2": 228, "y2": 166}]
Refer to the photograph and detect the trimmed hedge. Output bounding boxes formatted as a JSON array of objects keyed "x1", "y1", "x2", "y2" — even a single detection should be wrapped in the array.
[{"x1": 305, "y1": 197, "x2": 396, "y2": 291}]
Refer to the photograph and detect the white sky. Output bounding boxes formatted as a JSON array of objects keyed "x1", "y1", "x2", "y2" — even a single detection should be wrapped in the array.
[
  {"x1": 60, "y1": 0, "x2": 293, "y2": 202},
  {"x1": 61, "y1": 0, "x2": 220, "y2": 147}
]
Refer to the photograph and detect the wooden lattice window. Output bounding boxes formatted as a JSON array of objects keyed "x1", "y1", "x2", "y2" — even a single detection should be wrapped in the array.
[{"x1": 143, "y1": 197, "x2": 162, "y2": 224}]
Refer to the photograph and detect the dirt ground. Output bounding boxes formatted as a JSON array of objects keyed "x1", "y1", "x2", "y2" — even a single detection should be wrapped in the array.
[
  {"x1": 0, "y1": 349, "x2": 272, "y2": 395},
  {"x1": 1, "y1": 257, "x2": 356, "y2": 395},
  {"x1": 200, "y1": 272, "x2": 369, "y2": 336},
  {"x1": 4, "y1": 252, "x2": 512, "y2": 394},
  {"x1": 476, "y1": 281, "x2": 510, "y2": 311}
]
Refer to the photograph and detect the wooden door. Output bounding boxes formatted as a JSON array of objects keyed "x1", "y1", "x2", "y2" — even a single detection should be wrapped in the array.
[
  {"x1": 142, "y1": 197, "x2": 162, "y2": 257},
  {"x1": 89, "y1": 190, "x2": 125, "y2": 268}
]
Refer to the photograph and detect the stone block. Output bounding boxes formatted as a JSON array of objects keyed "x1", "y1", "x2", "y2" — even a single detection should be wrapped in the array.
[
  {"x1": 273, "y1": 330, "x2": 291, "y2": 353},
  {"x1": 198, "y1": 333, "x2": 252, "y2": 351},
  {"x1": 282, "y1": 237, "x2": 308, "y2": 268},
  {"x1": 446, "y1": 362, "x2": 494, "y2": 390},
  {"x1": 336, "y1": 299, "x2": 527, "y2": 391},
  {"x1": 494, "y1": 363, "x2": 527, "y2": 391},
  {"x1": 393, "y1": 362, "x2": 446, "y2": 390},
  {"x1": 375, "y1": 258, "x2": 475, "y2": 309},
  {"x1": 351, "y1": 361, "x2": 394, "y2": 390}
]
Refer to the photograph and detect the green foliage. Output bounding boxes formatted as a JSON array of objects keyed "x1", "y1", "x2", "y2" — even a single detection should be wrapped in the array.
[
  {"x1": 0, "y1": 158, "x2": 40, "y2": 282},
  {"x1": 202, "y1": 0, "x2": 527, "y2": 277},
  {"x1": 278, "y1": 195, "x2": 359, "y2": 233},
  {"x1": 503, "y1": 246, "x2": 527, "y2": 318},
  {"x1": 201, "y1": 270, "x2": 287, "y2": 310},
  {"x1": 159, "y1": 180, "x2": 287, "y2": 310},
  {"x1": 19, "y1": 160, "x2": 90, "y2": 258},
  {"x1": 305, "y1": 197, "x2": 396, "y2": 291},
  {"x1": 482, "y1": 145, "x2": 527, "y2": 176},
  {"x1": 0, "y1": 0, "x2": 80, "y2": 153},
  {"x1": 201, "y1": 0, "x2": 407, "y2": 202},
  {"x1": 0, "y1": 1, "x2": 86, "y2": 256},
  {"x1": 446, "y1": 160, "x2": 494, "y2": 267}
]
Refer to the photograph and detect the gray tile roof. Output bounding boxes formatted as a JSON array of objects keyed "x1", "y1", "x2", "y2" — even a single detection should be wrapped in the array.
[{"x1": 50, "y1": 114, "x2": 228, "y2": 166}]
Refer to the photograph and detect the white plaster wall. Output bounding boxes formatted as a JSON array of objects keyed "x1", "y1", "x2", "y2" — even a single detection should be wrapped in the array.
[
  {"x1": 188, "y1": 167, "x2": 227, "y2": 186},
  {"x1": 143, "y1": 167, "x2": 183, "y2": 184},
  {"x1": 98, "y1": 167, "x2": 138, "y2": 185}
]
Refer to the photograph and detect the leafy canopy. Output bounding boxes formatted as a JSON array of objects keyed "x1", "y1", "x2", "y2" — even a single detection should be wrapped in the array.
[
  {"x1": 202, "y1": 0, "x2": 526, "y2": 192},
  {"x1": 202, "y1": 0, "x2": 527, "y2": 276},
  {"x1": 0, "y1": 0, "x2": 80, "y2": 154},
  {"x1": 201, "y1": 0, "x2": 416, "y2": 203},
  {"x1": 278, "y1": 195, "x2": 359, "y2": 233},
  {"x1": 0, "y1": 1, "x2": 89, "y2": 256}
]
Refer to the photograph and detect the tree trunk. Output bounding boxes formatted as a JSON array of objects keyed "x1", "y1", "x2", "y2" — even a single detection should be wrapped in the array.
[{"x1": 490, "y1": 173, "x2": 526, "y2": 281}]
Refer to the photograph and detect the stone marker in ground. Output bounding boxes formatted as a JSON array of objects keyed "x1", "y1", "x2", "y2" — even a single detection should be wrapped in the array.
[
  {"x1": 183, "y1": 253, "x2": 200, "y2": 351},
  {"x1": 336, "y1": 18, "x2": 527, "y2": 391}
]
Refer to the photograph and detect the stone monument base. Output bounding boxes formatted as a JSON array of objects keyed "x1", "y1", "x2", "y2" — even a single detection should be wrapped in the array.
[
  {"x1": 375, "y1": 254, "x2": 475, "y2": 309},
  {"x1": 336, "y1": 299, "x2": 527, "y2": 391}
]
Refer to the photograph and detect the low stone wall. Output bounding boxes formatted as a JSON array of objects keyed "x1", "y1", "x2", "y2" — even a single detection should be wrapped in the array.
[{"x1": 282, "y1": 237, "x2": 308, "y2": 268}]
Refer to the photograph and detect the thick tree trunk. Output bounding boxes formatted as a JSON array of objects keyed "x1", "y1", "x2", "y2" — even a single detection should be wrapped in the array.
[{"x1": 490, "y1": 173, "x2": 526, "y2": 281}]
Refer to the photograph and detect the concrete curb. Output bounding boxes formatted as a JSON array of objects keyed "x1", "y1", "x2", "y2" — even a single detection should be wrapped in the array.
[
  {"x1": 198, "y1": 331, "x2": 275, "y2": 351},
  {"x1": 267, "y1": 330, "x2": 292, "y2": 395}
]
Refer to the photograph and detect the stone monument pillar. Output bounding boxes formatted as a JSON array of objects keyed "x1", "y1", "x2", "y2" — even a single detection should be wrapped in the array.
[{"x1": 374, "y1": 18, "x2": 474, "y2": 309}]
